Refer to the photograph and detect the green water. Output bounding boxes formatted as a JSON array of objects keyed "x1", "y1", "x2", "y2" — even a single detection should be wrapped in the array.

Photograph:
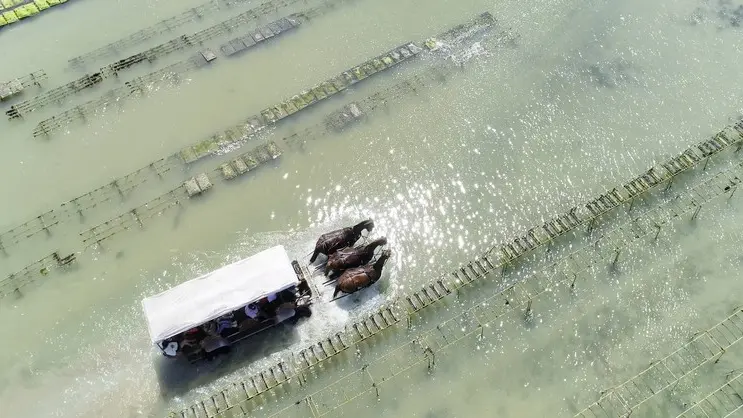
[{"x1": 1, "y1": 0, "x2": 743, "y2": 416}]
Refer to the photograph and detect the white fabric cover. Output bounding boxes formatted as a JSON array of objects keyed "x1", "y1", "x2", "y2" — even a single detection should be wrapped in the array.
[{"x1": 142, "y1": 245, "x2": 299, "y2": 343}]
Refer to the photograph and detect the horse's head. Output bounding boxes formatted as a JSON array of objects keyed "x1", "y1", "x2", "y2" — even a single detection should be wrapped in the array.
[
  {"x1": 353, "y1": 219, "x2": 374, "y2": 235},
  {"x1": 374, "y1": 249, "x2": 392, "y2": 271},
  {"x1": 368, "y1": 236, "x2": 388, "y2": 249}
]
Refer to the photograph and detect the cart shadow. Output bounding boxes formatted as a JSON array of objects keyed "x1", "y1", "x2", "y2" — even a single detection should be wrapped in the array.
[{"x1": 153, "y1": 320, "x2": 303, "y2": 400}]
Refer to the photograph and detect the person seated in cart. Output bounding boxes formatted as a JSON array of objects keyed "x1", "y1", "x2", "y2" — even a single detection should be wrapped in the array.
[
  {"x1": 239, "y1": 288, "x2": 301, "y2": 325},
  {"x1": 176, "y1": 327, "x2": 208, "y2": 358},
  {"x1": 142, "y1": 245, "x2": 314, "y2": 363},
  {"x1": 244, "y1": 302, "x2": 266, "y2": 320},
  {"x1": 265, "y1": 289, "x2": 298, "y2": 314},
  {"x1": 238, "y1": 297, "x2": 295, "y2": 331},
  {"x1": 215, "y1": 312, "x2": 239, "y2": 338},
  {"x1": 200, "y1": 321, "x2": 233, "y2": 359},
  {"x1": 237, "y1": 302, "x2": 266, "y2": 332}
]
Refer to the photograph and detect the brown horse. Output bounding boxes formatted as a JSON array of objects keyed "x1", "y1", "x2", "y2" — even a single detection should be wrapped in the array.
[
  {"x1": 325, "y1": 237, "x2": 388, "y2": 276},
  {"x1": 309, "y1": 219, "x2": 374, "y2": 263},
  {"x1": 333, "y1": 250, "x2": 391, "y2": 298}
]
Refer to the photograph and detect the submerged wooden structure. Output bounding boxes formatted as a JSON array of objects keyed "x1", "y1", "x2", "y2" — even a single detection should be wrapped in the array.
[
  {"x1": 676, "y1": 369, "x2": 743, "y2": 418},
  {"x1": 178, "y1": 11, "x2": 496, "y2": 164},
  {"x1": 0, "y1": 251, "x2": 76, "y2": 300},
  {"x1": 0, "y1": 157, "x2": 173, "y2": 253},
  {"x1": 218, "y1": 15, "x2": 301, "y2": 57},
  {"x1": 178, "y1": 40, "x2": 424, "y2": 163},
  {"x1": 67, "y1": 0, "x2": 260, "y2": 68},
  {"x1": 0, "y1": 138, "x2": 282, "y2": 300},
  {"x1": 77, "y1": 141, "x2": 281, "y2": 248},
  {"x1": 32, "y1": 13, "x2": 307, "y2": 136},
  {"x1": 6, "y1": 72, "x2": 105, "y2": 119},
  {"x1": 0, "y1": 10, "x2": 501, "y2": 261},
  {"x1": 11, "y1": 0, "x2": 338, "y2": 120},
  {"x1": 28, "y1": 0, "x2": 378, "y2": 133},
  {"x1": 30, "y1": 52, "x2": 220, "y2": 136},
  {"x1": 0, "y1": 70, "x2": 46, "y2": 101},
  {"x1": 576, "y1": 309, "x2": 743, "y2": 417},
  {"x1": 93, "y1": 1, "x2": 294, "y2": 78}
]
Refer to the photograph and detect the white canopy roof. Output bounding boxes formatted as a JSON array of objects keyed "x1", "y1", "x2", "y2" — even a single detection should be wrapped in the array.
[{"x1": 141, "y1": 245, "x2": 299, "y2": 343}]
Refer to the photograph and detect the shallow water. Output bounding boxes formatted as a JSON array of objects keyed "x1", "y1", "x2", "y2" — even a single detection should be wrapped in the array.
[{"x1": 1, "y1": 0, "x2": 743, "y2": 417}]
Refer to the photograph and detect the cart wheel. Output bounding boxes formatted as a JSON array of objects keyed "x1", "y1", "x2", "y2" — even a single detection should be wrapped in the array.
[{"x1": 296, "y1": 306, "x2": 312, "y2": 318}]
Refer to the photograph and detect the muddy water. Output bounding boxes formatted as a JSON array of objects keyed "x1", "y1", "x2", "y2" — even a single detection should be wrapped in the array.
[{"x1": 1, "y1": 0, "x2": 743, "y2": 416}]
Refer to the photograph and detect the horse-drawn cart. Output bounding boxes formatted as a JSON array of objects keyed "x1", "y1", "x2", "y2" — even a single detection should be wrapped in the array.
[{"x1": 141, "y1": 245, "x2": 315, "y2": 363}]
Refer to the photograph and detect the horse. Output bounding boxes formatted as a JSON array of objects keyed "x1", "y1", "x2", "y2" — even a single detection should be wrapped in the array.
[
  {"x1": 333, "y1": 250, "x2": 391, "y2": 298},
  {"x1": 324, "y1": 237, "x2": 387, "y2": 277},
  {"x1": 309, "y1": 219, "x2": 374, "y2": 263}
]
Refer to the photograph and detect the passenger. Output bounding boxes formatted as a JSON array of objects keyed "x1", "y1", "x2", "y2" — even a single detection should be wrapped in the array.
[
  {"x1": 159, "y1": 338, "x2": 179, "y2": 357},
  {"x1": 203, "y1": 320, "x2": 218, "y2": 336},
  {"x1": 201, "y1": 323, "x2": 232, "y2": 360},
  {"x1": 262, "y1": 293, "x2": 280, "y2": 317},
  {"x1": 253, "y1": 293, "x2": 276, "y2": 313},
  {"x1": 180, "y1": 327, "x2": 206, "y2": 354},
  {"x1": 183, "y1": 327, "x2": 205, "y2": 341},
  {"x1": 239, "y1": 303, "x2": 264, "y2": 330},
  {"x1": 244, "y1": 303, "x2": 265, "y2": 321},
  {"x1": 216, "y1": 313, "x2": 239, "y2": 337}
]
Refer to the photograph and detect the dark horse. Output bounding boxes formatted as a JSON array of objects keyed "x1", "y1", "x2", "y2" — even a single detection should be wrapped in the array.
[
  {"x1": 309, "y1": 219, "x2": 374, "y2": 263},
  {"x1": 325, "y1": 237, "x2": 387, "y2": 276},
  {"x1": 333, "y1": 250, "x2": 391, "y2": 298}
]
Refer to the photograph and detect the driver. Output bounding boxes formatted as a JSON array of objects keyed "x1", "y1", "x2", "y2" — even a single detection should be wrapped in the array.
[{"x1": 244, "y1": 302, "x2": 266, "y2": 320}]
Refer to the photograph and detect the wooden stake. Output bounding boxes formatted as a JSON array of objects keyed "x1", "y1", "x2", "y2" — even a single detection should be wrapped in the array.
[
  {"x1": 424, "y1": 347, "x2": 435, "y2": 371},
  {"x1": 131, "y1": 209, "x2": 143, "y2": 228},
  {"x1": 39, "y1": 214, "x2": 50, "y2": 236},
  {"x1": 715, "y1": 348, "x2": 726, "y2": 364},
  {"x1": 587, "y1": 218, "x2": 595, "y2": 234},
  {"x1": 72, "y1": 198, "x2": 84, "y2": 220},
  {"x1": 725, "y1": 369, "x2": 742, "y2": 382},
  {"x1": 692, "y1": 205, "x2": 702, "y2": 220},
  {"x1": 113, "y1": 180, "x2": 125, "y2": 198}
]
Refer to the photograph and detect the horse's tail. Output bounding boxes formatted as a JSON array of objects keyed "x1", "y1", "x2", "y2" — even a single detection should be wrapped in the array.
[{"x1": 309, "y1": 249, "x2": 319, "y2": 263}]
